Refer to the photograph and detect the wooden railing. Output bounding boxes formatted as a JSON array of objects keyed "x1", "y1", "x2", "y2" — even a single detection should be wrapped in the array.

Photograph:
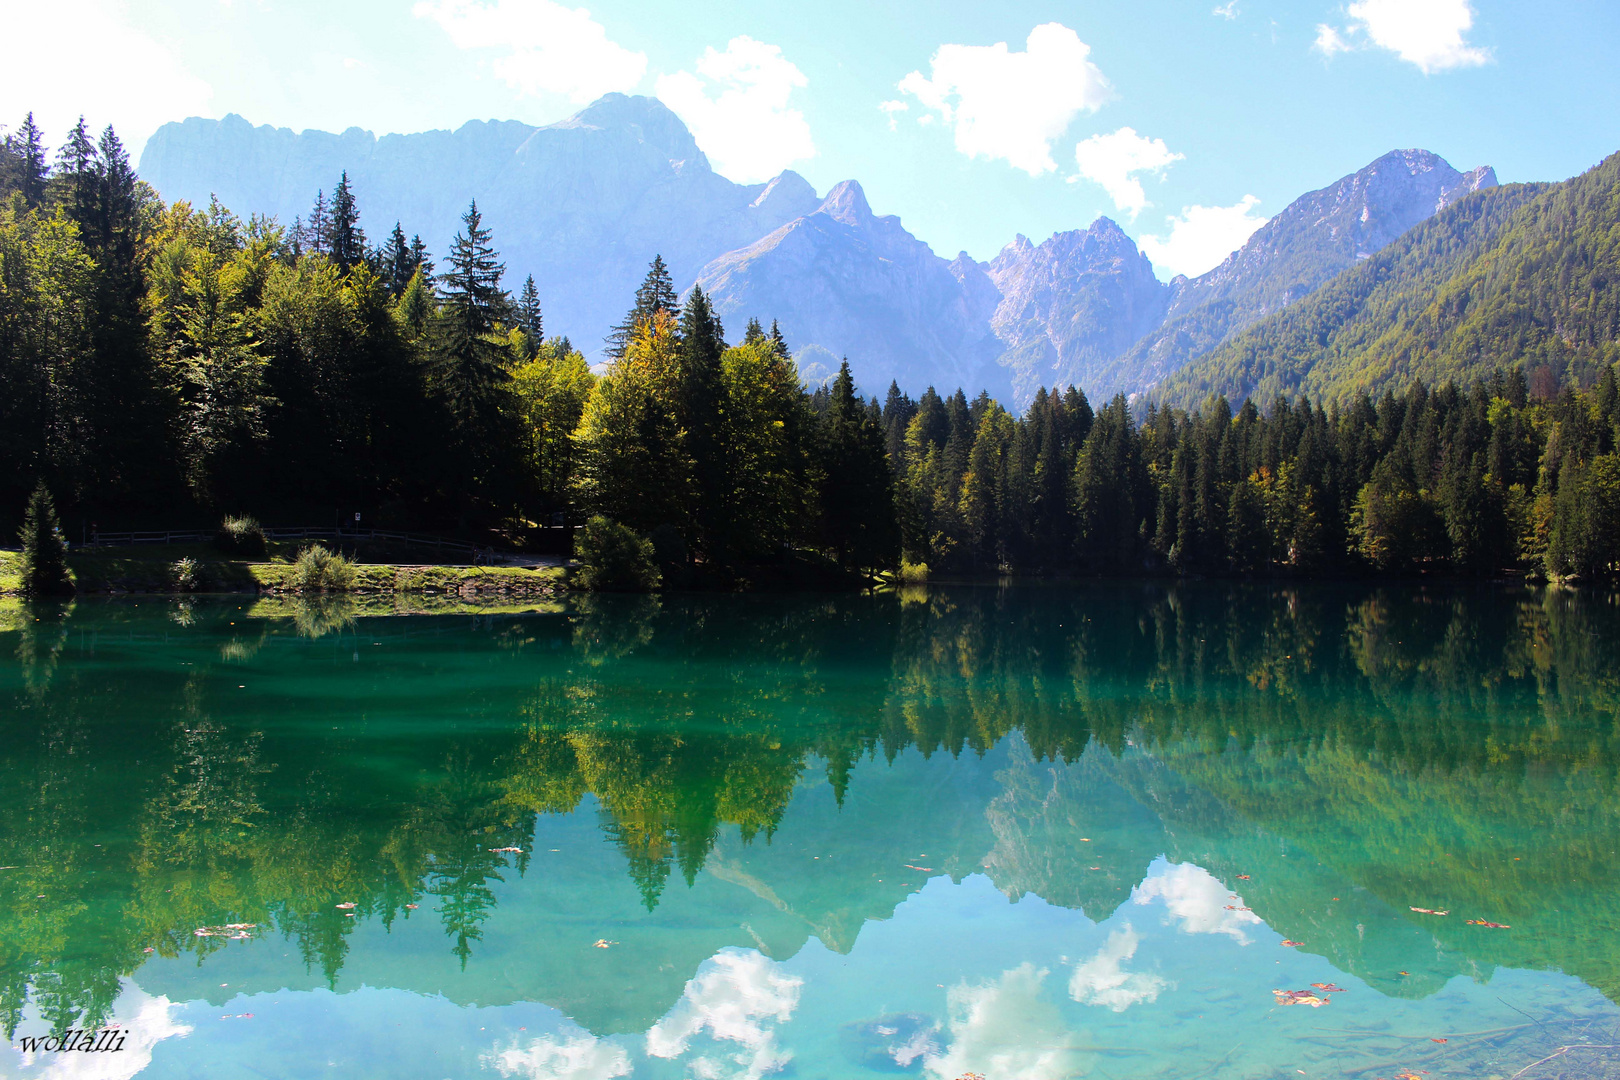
[{"x1": 82, "y1": 526, "x2": 502, "y2": 561}]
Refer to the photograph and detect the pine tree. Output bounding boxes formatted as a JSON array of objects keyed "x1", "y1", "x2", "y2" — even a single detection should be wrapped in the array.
[
  {"x1": 382, "y1": 223, "x2": 413, "y2": 297},
  {"x1": 431, "y1": 199, "x2": 513, "y2": 469},
  {"x1": 409, "y1": 235, "x2": 435, "y2": 291},
  {"x1": 14, "y1": 112, "x2": 48, "y2": 207},
  {"x1": 678, "y1": 285, "x2": 727, "y2": 561},
  {"x1": 19, "y1": 482, "x2": 73, "y2": 596},
  {"x1": 818, "y1": 361, "x2": 900, "y2": 573},
  {"x1": 55, "y1": 116, "x2": 99, "y2": 228},
  {"x1": 517, "y1": 275, "x2": 543, "y2": 340},
  {"x1": 743, "y1": 317, "x2": 765, "y2": 346},
  {"x1": 607, "y1": 255, "x2": 679, "y2": 358},
  {"x1": 307, "y1": 189, "x2": 330, "y2": 256},
  {"x1": 769, "y1": 320, "x2": 790, "y2": 361},
  {"x1": 327, "y1": 171, "x2": 366, "y2": 273}
]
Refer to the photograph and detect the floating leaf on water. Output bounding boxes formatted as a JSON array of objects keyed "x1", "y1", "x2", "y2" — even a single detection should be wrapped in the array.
[
  {"x1": 1238, "y1": 875, "x2": 1251, "y2": 880},
  {"x1": 1466, "y1": 919, "x2": 1510, "y2": 929},
  {"x1": 490, "y1": 847, "x2": 523, "y2": 854},
  {"x1": 335, "y1": 902, "x2": 356, "y2": 910},
  {"x1": 143, "y1": 947, "x2": 154, "y2": 953},
  {"x1": 903, "y1": 864, "x2": 933, "y2": 872},
  {"x1": 1410, "y1": 907, "x2": 1450, "y2": 916},
  {"x1": 1432, "y1": 1037, "x2": 1448, "y2": 1043},
  {"x1": 405, "y1": 903, "x2": 419, "y2": 910},
  {"x1": 1272, "y1": 989, "x2": 1330, "y2": 1007},
  {"x1": 1310, "y1": 983, "x2": 1346, "y2": 992},
  {"x1": 1281, "y1": 940, "x2": 1303, "y2": 947},
  {"x1": 592, "y1": 939, "x2": 616, "y2": 949}
]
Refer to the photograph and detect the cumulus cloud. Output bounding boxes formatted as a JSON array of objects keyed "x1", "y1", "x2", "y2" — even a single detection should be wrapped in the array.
[
  {"x1": 879, "y1": 99, "x2": 910, "y2": 131},
  {"x1": 413, "y1": 0, "x2": 647, "y2": 104},
  {"x1": 924, "y1": 964, "x2": 1086, "y2": 1080},
  {"x1": 1068, "y1": 924, "x2": 1171, "y2": 1012},
  {"x1": 1131, "y1": 860, "x2": 1267, "y2": 941},
  {"x1": 481, "y1": 1032, "x2": 631, "y2": 1080},
  {"x1": 656, "y1": 36, "x2": 814, "y2": 184},
  {"x1": 896, "y1": 23, "x2": 1110, "y2": 176},
  {"x1": 1139, "y1": 196, "x2": 1269, "y2": 279},
  {"x1": 1314, "y1": 0, "x2": 1490, "y2": 73},
  {"x1": 1072, "y1": 127, "x2": 1183, "y2": 217},
  {"x1": 646, "y1": 949, "x2": 803, "y2": 1080},
  {"x1": 0, "y1": 0, "x2": 213, "y2": 157},
  {"x1": 9, "y1": 981, "x2": 192, "y2": 1080}
]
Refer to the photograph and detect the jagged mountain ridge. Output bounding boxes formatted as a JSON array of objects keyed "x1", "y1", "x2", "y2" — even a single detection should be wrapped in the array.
[
  {"x1": 141, "y1": 96, "x2": 1495, "y2": 403},
  {"x1": 140, "y1": 95, "x2": 822, "y2": 359}
]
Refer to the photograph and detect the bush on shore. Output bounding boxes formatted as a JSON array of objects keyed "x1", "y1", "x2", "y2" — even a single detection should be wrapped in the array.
[
  {"x1": 289, "y1": 544, "x2": 356, "y2": 592},
  {"x1": 215, "y1": 515, "x2": 268, "y2": 558},
  {"x1": 574, "y1": 516, "x2": 661, "y2": 592}
]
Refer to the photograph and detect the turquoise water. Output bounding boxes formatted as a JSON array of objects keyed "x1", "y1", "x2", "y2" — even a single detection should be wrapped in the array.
[{"x1": 2, "y1": 584, "x2": 1619, "y2": 1079}]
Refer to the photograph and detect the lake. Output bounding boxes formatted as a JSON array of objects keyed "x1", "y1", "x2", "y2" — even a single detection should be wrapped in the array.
[{"x1": 2, "y1": 584, "x2": 1619, "y2": 1080}]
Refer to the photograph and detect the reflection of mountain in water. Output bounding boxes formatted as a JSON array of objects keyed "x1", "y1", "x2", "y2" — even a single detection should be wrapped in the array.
[{"x1": 1, "y1": 582, "x2": 1618, "y2": 1037}]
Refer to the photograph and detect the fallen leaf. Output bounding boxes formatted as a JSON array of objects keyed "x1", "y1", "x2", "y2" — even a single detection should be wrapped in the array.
[
  {"x1": 1466, "y1": 920, "x2": 1511, "y2": 929},
  {"x1": 1272, "y1": 989, "x2": 1330, "y2": 1007},
  {"x1": 1410, "y1": 907, "x2": 1450, "y2": 916},
  {"x1": 1281, "y1": 940, "x2": 1303, "y2": 947},
  {"x1": 405, "y1": 903, "x2": 419, "y2": 910},
  {"x1": 490, "y1": 847, "x2": 523, "y2": 854},
  {"x1": 1311, "y1": 983, "x2": 1346, "y2": 992},
  {"x1": 1432, "y1": 1038, "x2": 1448, "y2": 1043},
  {"x1": 593, "y1": 939, "x2": 616, "y2": 949},
  {"x1": 1398, "y1": 971, "x2": 1410, "y2": 976},
  {"x1": 335, "y1": 902, "x2": 356, "y2": 910},
  {"x1": 143, "y1": 947, "x2": 154, "y2": 953},
  {"x1": 903, "y1": 864, "x2": 934, "y2": 872},
  {"x1": 1238, "y1": 875, "x2": 1251, "y2": 880}
]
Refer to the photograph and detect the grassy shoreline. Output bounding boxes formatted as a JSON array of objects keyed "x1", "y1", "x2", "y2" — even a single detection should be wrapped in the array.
[{"x1": 0, "y1": 545, "x2": 567, "y2": 598}]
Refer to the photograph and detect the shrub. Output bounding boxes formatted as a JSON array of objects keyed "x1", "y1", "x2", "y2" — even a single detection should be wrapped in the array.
[
  {"x1": 215, "y1": 515, "x2": 267, "y2": 558},
  {"x1": 19, "y1": 482, "x2": 73, "y2": 597},
  {"x1": 171, "y1": 556, "x2": 200, "y2": 592},
  {"x1": 574, "y1": 516, "x2": 660, "y2": 592},
  {"x1": 898, "y1": 559, "x2": 929, "y2": 583},
  {"x1": 289, "y1": 544, "x2": 356, "y2": 592}
]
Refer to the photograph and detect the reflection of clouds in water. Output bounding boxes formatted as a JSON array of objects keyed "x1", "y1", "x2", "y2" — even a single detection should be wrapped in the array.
[
  {"x1": 924, "y1": 963, "x2": 1087, "y2": 1080},
  {"x1": 1068, "y1": 923, "x2": 1170, "y2": 1011},
  {"x1": 11, "y1": 981, "x2": 191, "y2": 1080},
  {"x1": 646, "y1": 948, "x2": 802, "y2": 1080},
  {"x1": 1132, "y1": 860, "x2": 1264, "y2": 943},
  {"x1": 481, "y1": 1032, "x2": 631, "y2": 1080}
]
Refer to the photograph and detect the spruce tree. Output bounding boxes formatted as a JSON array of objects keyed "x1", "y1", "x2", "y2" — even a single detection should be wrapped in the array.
[
  {"x1": 743, "y1": 317, "x2": 765, "y2": 346},
  {"x1": 408, "y1": 234, "x2": 435, "y2": 290},
  {"x1": 19, "y1": 482, "x2": 72, "y2": 596},
  {"x1": 769, "y1": 320, "x2": 790, "y2": 361},
  {"x1": 517, "y1": 275, "x2": 543, "y2": 341},
  {"x1": 818, "y1": 361, "x2": 900, "y2": 573},
  {"x1": 432, "y1": 200, "x2": 512, "y2": 439},
  {"x1": 383, "y1": 223, "x2": 414, "y2": 297},
  {"x1": 678, "y1": 286, "x2": 727, "y2": 560},
  {"x1": 607, "y1": 255, "x2": 679, "y2": 358},
  {"x1": 56, "y1": 116, "x2": 99, "y2": 228},
  {"x1": 13, "y1": 112, "x2": 48, "y2": 207},
  {"x1": 327, "y1": 171, "x2": 366, "y2": 273},
  {"x1": 307, "y1": 189, "x2": 330, "y2": 256}
]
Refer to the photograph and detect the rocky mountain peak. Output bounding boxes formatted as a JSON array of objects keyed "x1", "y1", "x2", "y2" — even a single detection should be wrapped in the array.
[
  {"x1": 553, "y1": 92, "x2": 706, "y2": 168},
  {"x1": 818, "y1": 180, "x2": 875, "y2": 227}
]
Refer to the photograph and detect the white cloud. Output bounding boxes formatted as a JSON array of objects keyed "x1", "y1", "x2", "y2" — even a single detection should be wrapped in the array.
[
  {"x1": 1213, "y1": 1, "x2": 1240, "y2": 18},
  {"x1": 1314, "y1": 0, "x2": 1490, "y2": 73},
  {"x1": 1068, "y1": 924, "x2": 1171, "y2": 1012},
  {"x1": 1313, "y1": 23, "x2": 1352, "y2": 57},
  {"x1": 655, "y1": 37, "x2": 814, "y2": 184},
  {"x1": 413, "y1": 0, "x2": 647, "y2": 104},
  {"x1": 1133, "y1": 861, "x2": 1269, "y2": 941},
  {"x1": 1139, "y1": 196, "x2": 1270, "y2": 279},
  {"x1": 879, "y1": 99, "x2": 910, "y2": 132},
  {"x1": 0, "y1": 0, "x2": 213, "y2": 158},
  {"x1": 482, "y1": 1032, "x2": 631, "y2": 1080},
  {"x1": 8, "y1": 981, "x2": 192, "y2": 1080},
  {"x1": 646, "y1": 949, "x2": 803, "y2": 1080},
  {"x1": 897, "y1": 23, "x2": 1110, "y2": 176},
  {"x1": 1072, "y1": 127, "x2": 1183, "y2": 217},
  {"x1": 923, "y1": 963, "x2": 1085, "y2": 1080}
]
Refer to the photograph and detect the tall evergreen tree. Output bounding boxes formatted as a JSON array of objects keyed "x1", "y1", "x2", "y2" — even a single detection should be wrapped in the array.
[
  {"x1": 383, "y1": 223, "x2": 414, "y2": 297},
  {"x1": 408, "y1": 234, "x2": 435, "y2": 291},
  {"x1": 517, "y1": 275, "x2": 543, "y2": 341},
  {"x1": 306, "y1": 189, "x2": 330, "y2": 257},
  {"x1": 678, "y1": 285, "x2": 727, "y2": 560},
  {"x1": 55, "y1": 117, "x2": 99, "y2": 228},
  {"x1": 818, "y1": 361, "x2": 899, "y2": 574},
  {"x1": 18, "y1": 481, "x2": 72, "y2": 596},
  {"x1": 12, "y1": 112, "x2": 48, "y2": 207},
  {"x1": 327, "y1": 172, "x2": 366, "y2": 273},
  {"x1": 607, "y1": 255, "x2": 679, "y2": 358}
]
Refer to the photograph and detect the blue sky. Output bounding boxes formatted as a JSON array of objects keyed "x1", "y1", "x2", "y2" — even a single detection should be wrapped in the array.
[{"x1": 4, "y1": 0, "x2": 1617, "y2": 277}]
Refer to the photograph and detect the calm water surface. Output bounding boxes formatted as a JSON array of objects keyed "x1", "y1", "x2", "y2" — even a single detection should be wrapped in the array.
[{"x1": 2, "y1": 584, "x2": 1619, "y2": 1080}]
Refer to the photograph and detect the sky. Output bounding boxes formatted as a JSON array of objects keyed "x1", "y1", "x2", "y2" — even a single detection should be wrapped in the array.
[{"x1": 2, "y1": 0, "x2": 1617, "y2": 279}]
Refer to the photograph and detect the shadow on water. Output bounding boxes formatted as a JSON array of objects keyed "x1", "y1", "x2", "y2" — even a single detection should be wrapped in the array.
[{"x1": 1, "y1": 582, "x2": 1618, "y2": 1042}]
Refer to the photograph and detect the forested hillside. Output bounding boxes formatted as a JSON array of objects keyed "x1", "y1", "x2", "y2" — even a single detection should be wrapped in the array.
[
  {"x1": 1157, "y1": 151, "x2": 1620, "y2": 411},
  {"x1": 3, "y1": 112, "x2": 1618, "y2": 584}
]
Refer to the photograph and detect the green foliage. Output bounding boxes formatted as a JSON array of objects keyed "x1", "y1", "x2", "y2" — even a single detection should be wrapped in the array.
[
  {"x1": 170, "y1": 555, "x2": 200, "y2": 592},
  {"x1": 214, "y1": 514, "x2": 266, "y2": 557},
  {"x1": 574, "y1": 516, "x2": 661, "y2": 592},
  {"x1": 18, "y1": 482, "x2": 72, "y2": 596},
  {"x1": 289, "y1": 544, "x2": 356, "y2": 592}
]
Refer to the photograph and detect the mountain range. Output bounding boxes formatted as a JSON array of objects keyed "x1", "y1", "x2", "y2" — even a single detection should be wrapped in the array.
[{"x1": 143, "y1": 96, "x2": 1516, "y2": 407}]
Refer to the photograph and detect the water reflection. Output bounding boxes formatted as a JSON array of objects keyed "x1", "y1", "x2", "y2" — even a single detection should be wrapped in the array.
[{"x1": 1, "y1": 584, "x2": 1619, "y2": 1077}]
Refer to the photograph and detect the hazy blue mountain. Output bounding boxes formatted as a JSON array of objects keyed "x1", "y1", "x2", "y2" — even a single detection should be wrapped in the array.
[
  {"x1": 697, "y1": 180, "x2": 1010, "y2": 398},
  {"x1": 981, "y1": 219, "x2": 1173, "y2": 404},
  {"x1": 140, "y1": 94, "x2": 821, "y2": 358},
  {"x1": 1097, "y1": 149, "x2": 1496, "y2": 399}
]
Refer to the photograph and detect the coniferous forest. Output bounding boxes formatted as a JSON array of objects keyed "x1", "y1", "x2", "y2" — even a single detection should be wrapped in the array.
[{"x1": 3, "y1": 113, "x2": 1619, "y2": 583}]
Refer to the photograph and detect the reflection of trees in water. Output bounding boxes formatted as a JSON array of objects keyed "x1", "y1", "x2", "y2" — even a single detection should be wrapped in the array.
[{"x1": 1, "y1": 585, "x2": 1618, "y2": 1031}]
